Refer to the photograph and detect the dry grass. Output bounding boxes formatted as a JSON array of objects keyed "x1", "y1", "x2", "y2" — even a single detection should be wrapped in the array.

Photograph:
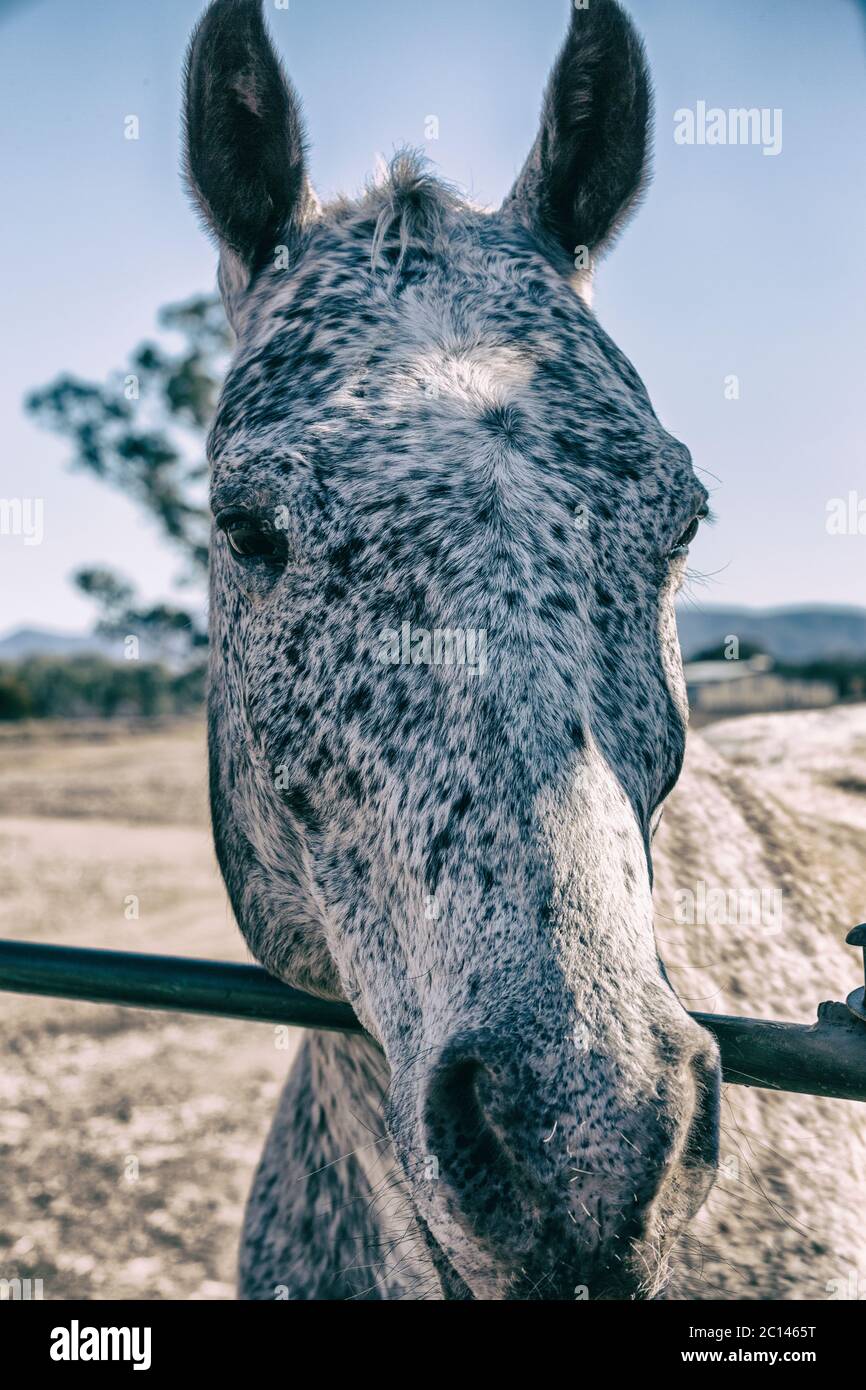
[{"x1": 0, "y1": 720, "x2": 294, "y2": 1301}]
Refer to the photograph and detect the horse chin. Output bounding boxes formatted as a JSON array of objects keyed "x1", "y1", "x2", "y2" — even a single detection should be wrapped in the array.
[
  {"x1": 413, "y1": 1208, "x2": 672, "y2": 1302},
  {"x1": 429, "y1": 1245, "x2": 671, "y2": 1302}
]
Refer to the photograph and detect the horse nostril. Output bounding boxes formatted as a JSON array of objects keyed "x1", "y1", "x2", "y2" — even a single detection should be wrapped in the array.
[
  {"x1": 425, "y1": 1054, "x2": 502, "y2": 1179},
  {"x1": 422, "y1": 1035, "x2": 530, "y2": 1240},
  {"x1": 680, "y1": 1034, "x2": 722, "y2": 1173}
]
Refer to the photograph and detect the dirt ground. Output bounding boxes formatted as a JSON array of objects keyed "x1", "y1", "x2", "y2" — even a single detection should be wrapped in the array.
[
  {"x1": 1, "y1": 707, "x2": 864, "y2": 1302},
  {"x1": 0, "y1": 720, "x2": 294, "y2": 1301}
]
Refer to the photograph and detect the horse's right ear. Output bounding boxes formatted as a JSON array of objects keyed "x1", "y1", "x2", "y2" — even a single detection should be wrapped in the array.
[{"x1": 183, "y1": 0, "x2": 314, "y2": 327}]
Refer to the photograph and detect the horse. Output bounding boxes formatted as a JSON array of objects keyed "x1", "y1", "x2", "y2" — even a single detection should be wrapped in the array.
[{"x1": 183, "y1": 0, "x2": 866, "y2": 1298}]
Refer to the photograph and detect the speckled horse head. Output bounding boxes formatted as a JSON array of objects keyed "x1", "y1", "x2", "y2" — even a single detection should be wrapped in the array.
[{"x1": 185, "y1": 0, "x2": 720, "y2": 1299}]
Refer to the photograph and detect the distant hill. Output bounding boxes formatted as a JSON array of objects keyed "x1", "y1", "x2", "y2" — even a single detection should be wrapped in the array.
[
  {"x1": 676, "y1": 605, "x2": 866, "y2": 663},
  {"x1": 0, "y1": 627, "x2": 117, "y2": 662},
  {"x1": 0, "y1": 626, "x2": 172, "y2": 664},
  {"x1": 3, "y1": 608, "x2": 866, "y2": 668}
]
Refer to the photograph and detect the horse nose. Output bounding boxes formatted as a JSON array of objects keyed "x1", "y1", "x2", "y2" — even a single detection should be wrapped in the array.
[{"x1": 420, "y1": 1020, "x2": 720, "y2": 1263}]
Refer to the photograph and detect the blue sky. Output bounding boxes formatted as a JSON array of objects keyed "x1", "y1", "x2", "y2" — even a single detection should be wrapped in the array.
[{"x1": 1, "y1": 0, "x2": 864, "y2": 634}]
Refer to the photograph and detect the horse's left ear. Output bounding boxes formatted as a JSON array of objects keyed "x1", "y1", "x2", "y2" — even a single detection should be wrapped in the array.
[
  {"x1": 183, "y1": 0, "x2": 315, "y2": 327},
  {"x1": 502, "y1": 0, "x2": 652, "y2": 277}
]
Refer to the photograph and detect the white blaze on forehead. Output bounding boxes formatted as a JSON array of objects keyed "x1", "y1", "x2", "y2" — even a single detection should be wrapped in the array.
[{"x1": 402, "y1": 343, "x2": 535, "y2": 415}]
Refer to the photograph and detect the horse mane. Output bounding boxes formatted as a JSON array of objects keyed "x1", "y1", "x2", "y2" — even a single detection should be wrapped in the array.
[{"x1": 329, "y1": 150, "x2": 464, "y2": 280}]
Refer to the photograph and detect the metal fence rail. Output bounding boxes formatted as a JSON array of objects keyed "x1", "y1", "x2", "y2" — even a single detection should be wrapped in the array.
[
  {"x1": 1, "y1": 936, "x2": 866, "y2": 1102},
  {"x1": 0, "y1": 938, "x2": 358, "y2": 1033}
]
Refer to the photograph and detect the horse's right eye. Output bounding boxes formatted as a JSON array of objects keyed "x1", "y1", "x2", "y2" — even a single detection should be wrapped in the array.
[{"x1": 219, "y1": 514, "x2": 288, "y2": 566}]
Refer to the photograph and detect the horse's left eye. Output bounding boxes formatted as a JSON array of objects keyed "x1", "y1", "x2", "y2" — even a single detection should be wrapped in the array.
[{"x1": 220, "y1": 514, "x2": 288, "y2": 566}]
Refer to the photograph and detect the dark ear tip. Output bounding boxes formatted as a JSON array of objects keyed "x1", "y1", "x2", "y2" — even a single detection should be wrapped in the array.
[
  {"x1": 565, "y1": 0, "x2": 649, "y2": 65},
  {"x1": 185, "y1": 0, "x2": 265, "y2": 57},
  {"x1": 561, "y1": 0, "x2": 652, "y2": 131},
  {"x1": 567, "y1": 0, "x2": 636, "y2": 28},
  {"x1": 566, "y1": 0, "x2": 649, "y2": 63},
  {"x1": 192, "y1": 0, "x2": 264, "y2": 24},
  {"x1": 184, "y1": 0, "x2": 267, "y2": 79}
]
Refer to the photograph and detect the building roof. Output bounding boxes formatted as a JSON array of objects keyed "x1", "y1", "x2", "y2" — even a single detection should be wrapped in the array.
[{"x1": 683, "y1": 661, "x2": 754, "y2": 685}]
